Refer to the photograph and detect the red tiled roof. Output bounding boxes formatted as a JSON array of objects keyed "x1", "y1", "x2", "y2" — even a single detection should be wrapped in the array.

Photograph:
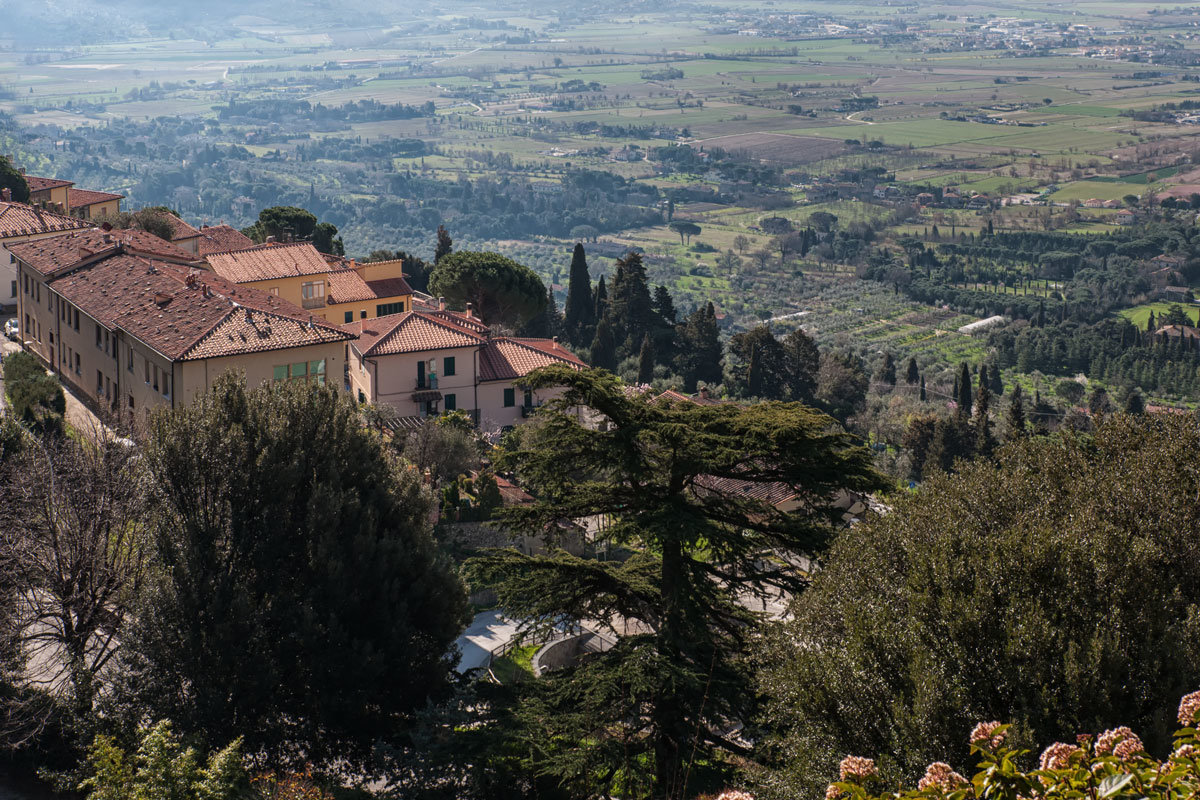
[
  {"x1": 48, "y1": 254, "x2": 353, "y2": 362},
  {"x1": 325, "y1": 270, "x2": 375, "y2": 303},
  {"x1": 166, "y1": 215, "x2": 202, "y2": 241},
  {"x1": 478, "y1": 337, "x2": 586, "y2": 382},
  {"x1": 365, "y1": 276, "x2": 413, "y2": 299},
  {"x1": 196, "y1": 224, "x2": 254, "y2": 256},
  {"x1": 24, "y1": 176, "x2": 74, "y2": 192},
  {"x1": 68, "y1": 189, "x2": 124, "y2": 210},
  {"x1": 205, "y1": 242, "x2": 332, "y2": 283},
  {"x1": 7, "y1": 228, "x2": 195, "y2": 277},
  {"x1": 0, "y1": 201, "x2": 91, "y2": 239},
  {"x1": 344, "y1": 311, "x2": 484, "y2": 356}
]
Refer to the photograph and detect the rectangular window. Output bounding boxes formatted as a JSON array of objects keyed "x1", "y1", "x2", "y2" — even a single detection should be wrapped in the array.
[
  {"x1": 35, "y1": 283, "x2": 39, "y2": 303},
  {"x1": 523, "y1": 389, "x2": 533, "y2": 407},
  {"x1": 66, "y1": 346, "x2": 72, "y2": 366},
  {"x1": 145, "y1": 359, "x2": 150, "y2": 384},
  {"x1": 73, "y1": 308, "x2": 79, "y2": 332},
  {"x1": 162, "y1": 373, "x2": 171, "y2": 398},
  {"x1": 268, "y1": 287, "x2": 279, "y2": 296},
  {"x1": 360, "y1": 310, "x2": 367, "y2": 319},
  {"x1": 74, "y1": 352, "x2": 80, "y2": 375},
  {"x1": 444, "y1": 356, "x2": 456, "y2": 377},
  {"x1": 273, "y1": 365, "x2": 288, "y2": 382},
  {"x1": 127, "y1": 346, "x2": 134, "y2": 373},
  {"x1": 128, "y1": 395, "x2": 134, "y2": 410},
  {"x1": 96, "y1": 324, "x2": 102, "y2": 349},
  {"x1": 503, "y1": 387, "x2": 515, "y2": 407},
  {"x1": 376, "y1": 302, "x2": 406, "y2": 316},
  {"x1": 344, "y1": 311, "x2": 353, "y2": 324},
  {"x1": 417, "y1": 360, "x2": 425, "y2": 389},
  {"x1": 300, "y1": 281, "x2": 325, "y2": 309},
  {"x1": 97, "y1": 370, "x2": 104, "y2": 394},
  {"x1": 309, "y1": 359, "x2": 325, "y2": 386},
  {"x1": 291, "y1": 362, "x2": 307, "y2": 381},
  {"x1": 444, "y1": 393, "x2": 456, "y2": 411},
  {"x1": 9, "y1": 280, "x2": 14, "y2": 299},
  {"x1": 152, "y1": 366, "x2": 159, "y2": 392}
]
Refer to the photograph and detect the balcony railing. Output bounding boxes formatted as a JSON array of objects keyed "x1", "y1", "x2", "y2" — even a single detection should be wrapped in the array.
[{"x1": 301, "y1": 297, "x2": 326, "y2": 309}]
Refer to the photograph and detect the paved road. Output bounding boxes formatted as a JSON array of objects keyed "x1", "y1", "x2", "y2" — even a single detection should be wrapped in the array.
[{"x1": 454, "y1": 610, "x2": 521, "y2": 673}]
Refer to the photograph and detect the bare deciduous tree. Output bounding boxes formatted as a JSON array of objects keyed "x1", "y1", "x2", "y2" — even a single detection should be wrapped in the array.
[{"x1": 0, "y1": 425, "x2": 149, "y2": 738}]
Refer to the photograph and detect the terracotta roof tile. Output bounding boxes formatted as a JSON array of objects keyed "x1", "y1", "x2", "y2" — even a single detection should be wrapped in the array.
[
  {"x1": 48, "y1": 254, "x2": 353, "y2": 362},
  {"x1": 0, "y1": 201, "x2": 91, "y2": 239},
  {"x1": 195, "y1": 224, "x2": 254, "y2": 256},
  {"x1": 205, "y1": 242, "x2": 332, "y2": 283},
  {"x1": 67, "y1": 189, "x2": 124, "y2": 210},
  {"x1": 365, "y1": 276, "x2": 413, "y2": 298},
  {"x1": 7, "y1": 228, "x2": 195, "y2": 277},
  {"x1": 325, "y1": 270, "x2": 375, "y2": 303},
  {"x1": 166, "y1": 215, "x2": 202, "y2": 241},
  {"x1": 478, "y1": 337, "x2": 586, "y2": 381},
  {"x1": 344, "y1": 311, "x2": 484, "y2": 356},
  {"x1": 24, "y1": 176, "x2": 74, "y2": 192}
]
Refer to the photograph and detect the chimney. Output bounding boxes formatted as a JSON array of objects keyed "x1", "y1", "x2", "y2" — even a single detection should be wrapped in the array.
[
  {"x1": 552, "y1": 335, "x2": 559, "y2": 344},
  {"x1": 438, "y1": 296, "x2": 446, "y2": 311},
  {"x1": 698, "y1": 386, "x2": 711, "y2": 400},
  {"x1": 78, "y1": 246, "x2": 91, "y2": 261},
  {"x1": 266, "y1": 235, "x2": 276, "y2": 244},
  {"x1": 465, "y1": 301, "x2": 474, "y2": 316},
  {"x1": 154, "y1": 292, "x2": 172, "y2": 307},
  {"x1": 0, "y1": 187, "x2": 10, "y2": 202},
  {"x1": 349, "y1": 258, "x2": 357, "y2": 269},
  {"x1": 102, "y1": 233, "x2": 113, "y2": 244}
]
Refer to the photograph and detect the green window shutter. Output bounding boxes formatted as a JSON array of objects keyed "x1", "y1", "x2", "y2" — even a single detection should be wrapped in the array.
[
  {"x1": 444, "y1": 356, "x2": 455, "y2": 376},
  {"x1": 445, "y1": 393, "x2": 456, "y2": 411},
  {"x1": 503, "y1": 388, "x2": 515, "y2": 407}
]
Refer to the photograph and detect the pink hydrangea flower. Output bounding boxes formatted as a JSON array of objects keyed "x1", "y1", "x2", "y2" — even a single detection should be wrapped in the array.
[
  {"x1": 1113, "y1": 737, "x2": 1145, "y2": 762},
  {"x1": 1173, "y1": 744, "x2": 1197, "y2": 760},
  {"x1": 969, "y1": 721, "x2": 1006, "y2": 749},
  {"x1": 825, "y1": 785, "x2": 842, "y2": 800},
  {"x1": 1179, "y1": 691, "x2": 1200, "y2": 726},
  {"x1": 917, "y1": 762, "x2": 967, "y2": 791},
  {"x1": 716, "y1": 792, "x2": 755, "y2": 800},
  {"x1": 839, "y1": 755, "x2": 878, "y2": 782},
  {"x1": 1095, "y1": 727, "x2": 1139, "y2": 756},
  {"x1": 1039, "y1": 742, "x2": 1079, "y2": 771}
]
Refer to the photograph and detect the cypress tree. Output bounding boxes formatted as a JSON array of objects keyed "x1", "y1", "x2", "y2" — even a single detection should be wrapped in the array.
[
  {"x1": 746, "y1": 344, "x2": 764, "y2": 397},
  {"x1": 563, "y1": 243, "x2": 595, "y2": 346},
  {"x1": 919, "y1": 374, "x2": 927, "y2": 402},
  {"x1": 978, "y1": 364, "x2": 989, "y2": 394},
  {"x1": 1147, "y1": 310, "x2": 1156, "y2": 333},
  {"x1": 434, "y1": 224, "x2": 453, "y2": 263},
  {"x1": 592, "y1": 274, "x2": 608, "y2": 322},
  {"x1": 905, "y1": 357, "x2": 920, "y2": 386},
  {"x1": 877, "y1": 352, "x2": 897, "y2": 386},
  {"x1": 1037, "y1": 300, "x2": 1045, "y2": 328},
  {"x1": 637, "y1": 334, "x2": 655, "y2": 385},
  {"x1": 1006, "y1": 383, "x2": 1027, "y2": 440},
  {"x1": 589, "y1": 316, "x2": 617, "y2": 372},
  {"x1": 653, "y1": 285, "x2": 677, "y2": 324},
  {"x1": 974, "y1": 382, "x2": 994, "y2": 457},
  {"x1": 956, "y1": 362, "x2": 972, "y2": 417}
]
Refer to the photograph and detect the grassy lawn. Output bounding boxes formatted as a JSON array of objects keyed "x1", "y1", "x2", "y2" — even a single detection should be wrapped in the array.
[{"x1": 490, "y1": 643, "x2": 540, "y2": 684}]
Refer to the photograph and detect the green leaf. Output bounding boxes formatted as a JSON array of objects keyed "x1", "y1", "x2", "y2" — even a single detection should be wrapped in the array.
[{"x1": 1098, "y1": 773, "x2": 1134, "y2": 798}]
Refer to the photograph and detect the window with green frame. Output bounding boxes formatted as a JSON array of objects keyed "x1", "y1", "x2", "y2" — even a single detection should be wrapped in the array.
[
  {"x1": 503, "y1": 387, "x2": 515, "y2": 407},
  {"x1": 376, "y1": 302, "x2": 405, "y2": 316},
  {"x1": 344, "y1": 311, "x2": 353, "y2": 323},
  {"x1": 444, "y1": 356, "x2": 455, "y2": 376},
  {"x1": 273, "y1": 359, "x2": 326, "y2": 385},
  {"x1": 444, "y1": 393, "x2": 456, "y2": 411}
]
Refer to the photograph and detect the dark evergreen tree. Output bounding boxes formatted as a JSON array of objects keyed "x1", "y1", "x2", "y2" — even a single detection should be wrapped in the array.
[
  {"x1": 637, "y1": 334, "x2": 655, "y2": 385},
  {"x1": 905, "y1": 357, "x2": 920, "y2": 386},
  {"x1": 605, "y1": 252, "x2": 657, "y2": 360},
  {"x1": 674, "y1": 302, "x2": 722, "y2": 392},
  {"x1": 563, "y1": 243, "x2": 594, "y2": 346},
  {"x1": 1124, "y1": 388, "x2": 1145, "y2": 415},
  {"x1": 876, "y1": 353, "x2": 897, "y2": 386},
  {"x1": 592, "y1": 274, "x2": 608, "y2": 322},
  {"x1": 434, "y1": 224, "x2": 453, "y2": 263},
  {"x1": 0, "y1": 155, "x2": 30, "y2": 204},
  {"x1": 728, "y1": 326, "x2": 788, "y2": 400},
  {"x1": 518, "y1": 286, "x2": 562, "y2": 339},
  {"x1": 1037, "y1": 300, "x2": 1046, "y2": 328},
  {"x1": 783, "y1": 328, "x2": 821, "y2": 403},
  {"x1": 467, "y1": 367, "x2": 883, "y2": 799},
  {"x1": 117, "y1": 376, "x2": 466, "y2": 770},
  {"x1": 920, "y1": 374, "x2": 927, "y2": 402},
  {"x1": 1006, "y1": 383, "x2": 1027, "y2": 441},
  {"x1": 589, "y1": 316, "x2": 618, "y2": 372},
  {"x1": 653, "y1": 285, "x2": 677, "y2": 324},
  {"x1": 974, "y1": 382, "x2": 994, "y2": 458},
  {"x1": 956, "y1": 362, "x2": 973, "y2": 417}
]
